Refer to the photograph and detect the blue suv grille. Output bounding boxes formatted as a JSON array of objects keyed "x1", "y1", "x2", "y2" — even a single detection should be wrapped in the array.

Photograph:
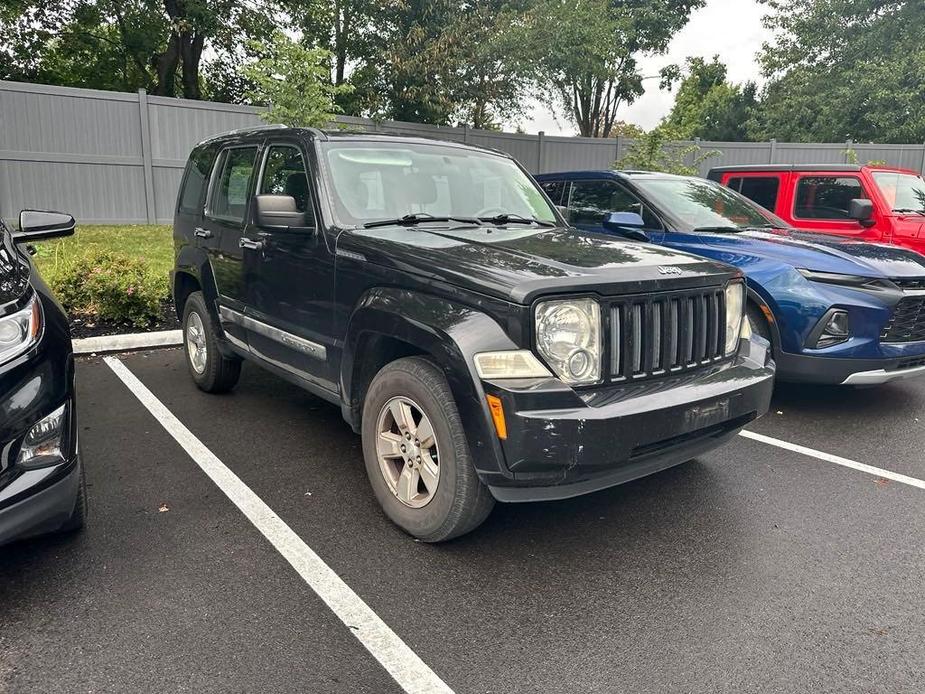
[{"x1": 882, "y1": 296, "x2": 925, "y2": 343}]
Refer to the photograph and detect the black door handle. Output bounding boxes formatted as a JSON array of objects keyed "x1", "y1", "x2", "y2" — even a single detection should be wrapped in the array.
[{"x1": 194, "y1": 227, "x2": 213, "y2": 239}]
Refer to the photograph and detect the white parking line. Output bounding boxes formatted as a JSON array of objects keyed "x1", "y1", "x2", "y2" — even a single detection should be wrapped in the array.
[
  {"x1": 104, "y1": 356, "x2": 453, "y2": 694},
  {"x1": 740, "y1": 429, "x2": 925, "y2": 490}
]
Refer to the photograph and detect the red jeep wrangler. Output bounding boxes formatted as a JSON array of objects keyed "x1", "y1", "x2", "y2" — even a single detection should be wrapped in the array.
[{"x1": 707, "y1": 164, "x2": 925, "y2": 254}]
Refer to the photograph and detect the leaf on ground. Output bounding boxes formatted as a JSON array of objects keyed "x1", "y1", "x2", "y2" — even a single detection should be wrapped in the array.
[{"x1": 158, "y1": 503, "x2": 170, "y2": 512}]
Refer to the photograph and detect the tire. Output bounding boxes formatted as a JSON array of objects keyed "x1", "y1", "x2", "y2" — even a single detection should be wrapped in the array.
[
  {"x1": 361, "y1": 357, "x2": 495, "y2": 542},
  {"x1": 182, "y1": 291, "x2": 241, "y2": 393},
  {"x1": 57, "y1": 461, "x2": 87, "y2": 534}
]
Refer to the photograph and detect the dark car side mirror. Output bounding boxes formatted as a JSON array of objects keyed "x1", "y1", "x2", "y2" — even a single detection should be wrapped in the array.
[
  {"x1": 255, "y1": 194, "x2": 310, "y2": 231},
  {"x1": 15, "y1": 209, "x2": 76, "y2": 242},
  {"x1": 602, "y1": 211, "x2": 650, "y2": 242},
  {"x1": 848, "y1": 198, "x2": 875, "y2": 227}
]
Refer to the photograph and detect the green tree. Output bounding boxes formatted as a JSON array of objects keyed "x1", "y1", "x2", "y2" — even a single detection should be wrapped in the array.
[
  {"x1": 524, "y1": 0, "x2": 705, "y2": 138},
  {"x1": 754, "y1": 0, "x2": 925, "y2": 143},
  {"x1": 0, "y1": 0, "x2": 275, "y2": 99},
  {"x1": 242, "y1": 32, "x2": 352, "y2": 127},
  {"x1": 663, "y1": 56, "x2": 760, "y2": 141},
  {"x1": 616, "y1": 126, "x2": 719, "y2": 175}
]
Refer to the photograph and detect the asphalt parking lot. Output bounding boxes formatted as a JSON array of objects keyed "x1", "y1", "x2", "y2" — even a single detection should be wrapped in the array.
[{"x1": 2, "y1": 348, "x2": 924, "y2": 693}]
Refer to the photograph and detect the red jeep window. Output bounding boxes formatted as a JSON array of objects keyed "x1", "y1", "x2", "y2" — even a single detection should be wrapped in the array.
[
  {"x1": 727, "y1": 176, "x2": 780, "y2": 212},
  {"x1": 794, "y1": 176, "x2": 865, "y2": 220}
]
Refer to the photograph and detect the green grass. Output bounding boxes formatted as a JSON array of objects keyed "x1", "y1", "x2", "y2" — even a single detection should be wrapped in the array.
[{"x1": 32, "y1": 224, "x2": 174, "y2": 287}]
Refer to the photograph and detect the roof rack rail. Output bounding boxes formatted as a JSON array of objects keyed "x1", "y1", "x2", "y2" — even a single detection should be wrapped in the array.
[{"x1": 197, "y1": 123, "x2": 288, "y2": 146}]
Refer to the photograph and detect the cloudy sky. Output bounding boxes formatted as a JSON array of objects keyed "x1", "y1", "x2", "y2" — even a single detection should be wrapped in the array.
[{"x1": 523, "y1": 0, "x2": 769, "y2": 135}]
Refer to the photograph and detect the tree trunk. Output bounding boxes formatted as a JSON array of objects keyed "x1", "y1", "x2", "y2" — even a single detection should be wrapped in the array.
[
  {"x1": 152, "y1": 33, "x2": 180, "y2": 96},
  {"x1": 179, "y1": 32, "x2": 205, "y2": 99}
]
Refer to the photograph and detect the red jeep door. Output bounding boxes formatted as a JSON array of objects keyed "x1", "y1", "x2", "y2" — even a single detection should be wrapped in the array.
[{"x1": 790, "y1": 172, "x2": 884, "y2": 241}]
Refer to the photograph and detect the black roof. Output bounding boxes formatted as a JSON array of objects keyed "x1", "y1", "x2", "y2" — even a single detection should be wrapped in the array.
[
  {"x1": 708, "y1": 164, "x2": 863, "y2": 174},
  {"x1": 197, "y1": 124, "x2": 509, "y2": 158}
]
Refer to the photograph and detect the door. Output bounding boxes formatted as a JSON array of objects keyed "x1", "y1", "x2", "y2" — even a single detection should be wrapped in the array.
[
  {"x1": 790, "y1": 173, "x2": 881, "y2": 240},
  {"x1": 203, "y1": 144, "x2": 261, "y2": 348},
  {"x1": 245, "y1": 141, "x2": 337, "y2": 393},
  {"x1": 566, "y1": 179, "x2": 665, "y2": 239}
]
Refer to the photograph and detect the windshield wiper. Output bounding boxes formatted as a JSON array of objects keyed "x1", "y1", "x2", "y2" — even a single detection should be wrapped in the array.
[
  {"x1": 692, "y1": 225, "x2": 745, "y2": 233},
  {"x1": 478, "y1": 213, "x2": 557, "y2": 227},
  {"x1": 363, "y1": 213, "x2": 481, "y2": 229},
  {"x1": 893, "y1": 208, "x2": 925, "y2": 215}
]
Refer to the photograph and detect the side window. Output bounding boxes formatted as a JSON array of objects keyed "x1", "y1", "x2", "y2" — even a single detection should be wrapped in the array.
[
  {"x1": 178, "y1": 146, "x2": 216, "y2": 214},
  {"x1": 540, "y1": 180, "x2": 566, "y2": 205},
  {"x1": 568, "y1": 180, "x2": 663, "y2": 229},
  {"x1": 259, "y1": 145, "x2": 315, "y2": 224},
  {"x1": 208, "y1": 146, "x2": 258, "y2": 223},
  {"x1": 728, "y1": 176, "x2": 781, "y2": 212},
  {"x1": 794, "y1": 176, "x2": 865, "y2": 220}
]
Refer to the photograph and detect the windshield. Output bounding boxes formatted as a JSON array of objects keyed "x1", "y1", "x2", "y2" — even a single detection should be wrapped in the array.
[
  {"x1": 319, "y1": 141, "x2": 558, "y2": 227},
  {"x1": 871, "y1": 171, "x2": 925, "y2": 213},
  {"x1": 632, "y1": 177, "x2": 787, "y2": 231}
]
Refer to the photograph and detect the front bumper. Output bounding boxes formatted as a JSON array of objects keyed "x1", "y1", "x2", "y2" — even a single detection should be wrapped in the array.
[
  {"x1": 481, "y1": 337, "x2": 774, "y2": 502},
  {"x1": 775, "y1": 350, "x2": 925, "y2": 385},
  {"x1": 0, "y1": 456, "x2": 81, "y2": 546}
]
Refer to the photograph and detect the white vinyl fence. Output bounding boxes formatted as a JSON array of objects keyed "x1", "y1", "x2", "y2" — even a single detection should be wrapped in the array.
[{"x1": 3, "y1": 79, "x2": 925, "y2": 224}]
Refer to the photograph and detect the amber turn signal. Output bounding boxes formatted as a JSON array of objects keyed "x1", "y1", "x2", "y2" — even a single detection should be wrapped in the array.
[{"x1": 486, "y1": 394, "x2": 507, "y2": 440}]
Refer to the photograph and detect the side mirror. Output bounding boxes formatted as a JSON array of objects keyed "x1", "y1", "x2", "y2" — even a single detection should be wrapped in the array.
[
  {"x1": 848, "y1": 198, "x2": 875, "y2": 227},
  {"x1": 602, "y1": 211, "x2": 650, "y2": 242},
  {"x1": 15, "y1": 210, "x2": 76, "y2": 242},
  {"x1": 255, "y1": 194, "x2": 309, "y2": 230},
  {"x1": 556, "y1": 205, "x2": 570, "y2": 220}
]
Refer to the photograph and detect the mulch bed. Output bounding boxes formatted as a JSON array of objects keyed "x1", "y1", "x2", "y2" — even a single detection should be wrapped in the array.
[{"x1": 68, "y1": 299, "x2": 180, "y2": 339}]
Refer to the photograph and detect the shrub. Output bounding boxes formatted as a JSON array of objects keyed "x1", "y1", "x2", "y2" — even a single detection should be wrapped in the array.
[{"x1": 49, "y1": 249, "x2": 169, "y2": 328}]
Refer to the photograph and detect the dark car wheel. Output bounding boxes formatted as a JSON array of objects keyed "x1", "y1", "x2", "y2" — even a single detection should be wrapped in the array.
[
  {"x1": 361, "y1": 357, "x2": 495, "y2": 542},
  {"x1": 182, "y1": 291, "x2": 241, "y2": 393}
]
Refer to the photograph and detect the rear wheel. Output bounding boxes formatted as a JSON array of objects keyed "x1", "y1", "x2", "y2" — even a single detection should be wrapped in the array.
[
  {"x1": 182, "y1": 291, "x2": 241, "y2": 393},
  {"x1": 361, "y1": 357, "x2": 495, "y2": 542}
]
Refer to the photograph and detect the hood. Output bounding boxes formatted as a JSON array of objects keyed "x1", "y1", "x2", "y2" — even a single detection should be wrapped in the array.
[
  {"x1": 340, "y1": 225, "x2": 739, "y2": 303},
  {"x1": 689, "y1": 227, "x2": 925, "y2": 279},
  {"x1": 0, "y1": 226, "x2": 30, "y2": 307}
]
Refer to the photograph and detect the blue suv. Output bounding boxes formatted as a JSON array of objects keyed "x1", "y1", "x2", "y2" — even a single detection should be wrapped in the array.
[{"x1": 537, "y1": 170, "x2": 925, "y2": 385}]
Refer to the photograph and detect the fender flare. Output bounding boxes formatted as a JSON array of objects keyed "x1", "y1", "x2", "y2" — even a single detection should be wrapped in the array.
[{"x1": 340, "y1": 287, "x2": 520, "y2": 481}]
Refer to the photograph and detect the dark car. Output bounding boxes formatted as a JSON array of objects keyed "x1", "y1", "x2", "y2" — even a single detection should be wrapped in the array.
[
  {"x1": 0, "y1": 210, "x2": 86, "y2": 546},
  {"x1": 537, "y1": 170, "x2": 925, "y2": 385},
  {"x1": 171, "y1": 127, "x2": 774, "y2": 541}
]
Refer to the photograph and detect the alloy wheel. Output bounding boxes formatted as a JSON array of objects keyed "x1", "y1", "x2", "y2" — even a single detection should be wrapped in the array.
[{"x1": 375, "y1": 396, "x2": 440, "y2": 508}]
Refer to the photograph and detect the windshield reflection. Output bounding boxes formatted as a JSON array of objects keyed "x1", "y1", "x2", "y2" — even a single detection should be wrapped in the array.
[
  {"x1": 633, "y1": 177, "x2": 787, "y2": 231},
  {"x1": 871, "y1": 171, "x2": 925, "y2": 213}
]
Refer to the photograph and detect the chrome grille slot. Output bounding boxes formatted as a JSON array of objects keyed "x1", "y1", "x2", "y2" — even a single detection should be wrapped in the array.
[{"x1": 606, "y1": 288, "x2": 730, "y2": 383}]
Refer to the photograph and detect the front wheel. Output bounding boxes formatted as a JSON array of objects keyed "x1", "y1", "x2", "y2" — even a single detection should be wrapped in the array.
[
  {"x1": 361, "y1": 357, "x2": 495, "y2": 542},
  {"x1": 182, "y1": 291, "x2": 242, "y2": 393}
]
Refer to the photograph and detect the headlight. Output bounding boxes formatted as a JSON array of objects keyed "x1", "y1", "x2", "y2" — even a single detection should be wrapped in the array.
[
  {"x1": 724, "y1": 282, "x2": 745, "y2": 356},
  {"x1": 0, "y1": 294, "x2": 42, "y2": 366},
  {"x1": 17, "y1": 402, "x2": 68, "y2": 468},
  {"x1": 797, "y1": 269, "x2": 894, "y2": 291},
  {"x1": 535, "y1": 298, "x2": 601, "y2": 384}
]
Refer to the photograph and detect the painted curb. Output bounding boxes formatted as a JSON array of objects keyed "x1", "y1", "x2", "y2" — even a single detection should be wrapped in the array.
[{"x1": 73, "y1": 329, "x2": 182, "y2": 355}]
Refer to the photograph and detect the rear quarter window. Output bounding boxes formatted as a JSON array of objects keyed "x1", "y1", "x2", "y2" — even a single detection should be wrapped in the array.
[{"x1": 178, "y1": 146, "x2": 217, "y2": 214}]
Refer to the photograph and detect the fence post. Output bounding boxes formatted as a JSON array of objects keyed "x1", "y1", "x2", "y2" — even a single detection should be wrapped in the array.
[
  {"x1": 537, "y1": 130, "x2": 546, "y2": 173},
  {"x1": 920, "y1": 144, "x2": 925, "y2": 175},
  {"x1": 615, "y1": 135, "x2": 624, "y2": 164},
  {"x1": 769, "y1": 138, "x2": 777, "y2": 163},
  {"x1": 137, "y1": 88, "x2": 156, "y2": 224},
  {"x1": 463, "y1": 125, "x2": 470, "y2": 144},
  {"x1": 845, "y1": 139, "x2": 853, "y2": 163}
]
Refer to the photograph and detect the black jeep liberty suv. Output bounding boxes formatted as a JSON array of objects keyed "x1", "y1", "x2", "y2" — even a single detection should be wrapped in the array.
[{"x1": 172, "y1": 127, "x2": 775, "y2": 541}]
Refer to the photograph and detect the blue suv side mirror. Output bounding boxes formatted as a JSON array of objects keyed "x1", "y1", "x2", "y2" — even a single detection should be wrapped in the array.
[{"x1": 602, "y1": 211, "x2": 650, "y2": 242}]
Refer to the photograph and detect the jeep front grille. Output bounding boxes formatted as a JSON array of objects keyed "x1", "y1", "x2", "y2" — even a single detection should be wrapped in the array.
[
  {"x1": 606, "y1": 288, "x2": 729, "y2": 382},
  {"x1": 882, "y1": 295, "x2": 925, "y2": 343}
]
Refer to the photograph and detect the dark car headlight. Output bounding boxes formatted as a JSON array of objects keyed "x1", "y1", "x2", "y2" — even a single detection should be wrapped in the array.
[
  {"x1": 797, "y1": 269, "x2": 896, "y2": 291},
  {"x1": 17, "y1": 402, "x2": 68, "y2": 468},
  {"x1": 0, "y1": 294, "x2": 42, "y2": 366}
]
